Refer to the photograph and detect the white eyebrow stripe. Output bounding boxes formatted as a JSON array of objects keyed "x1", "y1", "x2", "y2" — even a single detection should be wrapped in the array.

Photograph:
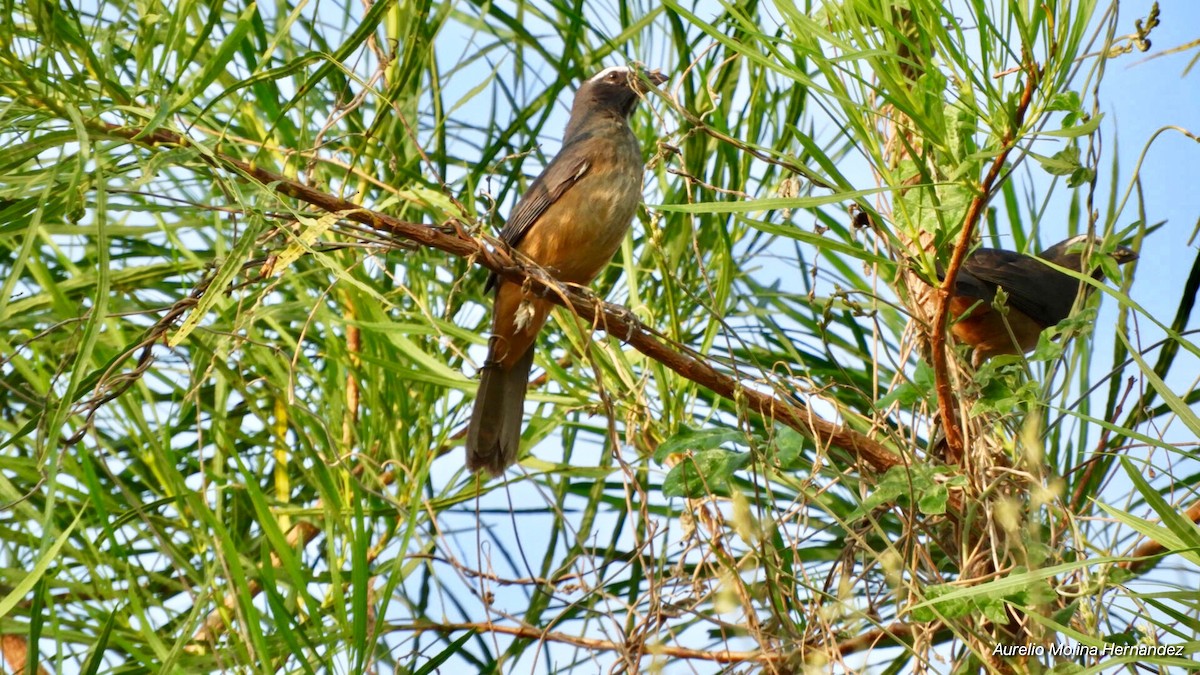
[{"x1": 589, "y1": 66, "x2": 630, "y2": 82}]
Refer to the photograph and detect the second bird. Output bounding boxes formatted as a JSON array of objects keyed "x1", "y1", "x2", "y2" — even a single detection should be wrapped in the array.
[
  {"x1": 949, "y1": 234, "x2": 1137, "y2": 365},
  {"x1": 466, "y1": 66, "x2": 666, "y2": 476}
]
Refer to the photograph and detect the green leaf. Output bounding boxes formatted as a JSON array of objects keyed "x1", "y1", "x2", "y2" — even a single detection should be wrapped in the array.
[
  {"x1": 1041, "y1": 112, "x2": 1103, "y2": 138},
  {"x1": 1035, "y1": 145, "x2": 1084, "y2": 176},
  {"x1": 0, "y1": 506, "x2": 86, "y2": 617},
  {"x1": 176, "y1": 3, "x2": 259, "y2": 109},
  {"x1": 910, "y1": 584, "x2": 973, "y2": 622},
  {"x1": 654, "y1": 427, "x2": 748, "y2": 464},
  {"x1": 662, "y1": 449, "x2": 752, "y2": 498},
  {"x1": 414, "y1": 630, "x2": 477, "y2": 675}
]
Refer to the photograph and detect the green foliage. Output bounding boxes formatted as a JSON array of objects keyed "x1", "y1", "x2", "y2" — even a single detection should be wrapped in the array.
[{"x1": 849, "y1": 463, "x2": 967, "y2": 519}]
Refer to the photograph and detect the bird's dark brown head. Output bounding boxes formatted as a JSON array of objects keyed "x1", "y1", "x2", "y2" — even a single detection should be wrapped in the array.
[
  {"x1": 570, "y1": 66, "x2": 667, "y2": 121},
  {"x1": 1039, "y1": 234, "x2": 1138, "y2": 280}
]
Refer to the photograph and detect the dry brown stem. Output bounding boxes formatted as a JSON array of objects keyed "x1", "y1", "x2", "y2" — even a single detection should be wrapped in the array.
[{"x1": 930, "y1": 62, "x2": 1040, "y2": 462}]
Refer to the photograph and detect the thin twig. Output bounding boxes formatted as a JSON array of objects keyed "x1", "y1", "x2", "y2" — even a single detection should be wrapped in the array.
[
  {"x1": 1069, "y1": 376, "x2": 1136, "y2": 513},
  {"x1": 930, "y1": 61, "x2": 1040, "y2": 462},
  {"x1": 385, "y1": 620, "x2": 783, "y2": 664}
]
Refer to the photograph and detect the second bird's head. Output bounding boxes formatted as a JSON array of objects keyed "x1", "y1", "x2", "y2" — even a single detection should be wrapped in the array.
[
  {"x1": 1040, "y1": 234, "x2": 1139, "y2": 280},
  {"x1": 570, "y1": 65, "x2": 667, "y2": 121}
]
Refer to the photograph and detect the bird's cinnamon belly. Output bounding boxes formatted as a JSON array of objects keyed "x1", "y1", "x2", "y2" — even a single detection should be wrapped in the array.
[
  {"x1": 949, "y1": 296, "x2": 1046, "y2": 360},
  {"x1": 517, "y1": 169, "x2": 642, "y2": 285}
]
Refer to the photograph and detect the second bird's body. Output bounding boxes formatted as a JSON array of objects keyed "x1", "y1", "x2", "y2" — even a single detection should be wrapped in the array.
[{"x1": 949, "y1": 235, "x2": 1137, "y2": 364}]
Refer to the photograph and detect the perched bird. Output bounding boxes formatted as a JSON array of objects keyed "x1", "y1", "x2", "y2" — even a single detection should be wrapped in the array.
[
  {"x1": 948, "y1": 234, "x2": 1137, "y2": 366},
  {"x1": 466, "y1": 66, "x2": 666, "y2": 476}
]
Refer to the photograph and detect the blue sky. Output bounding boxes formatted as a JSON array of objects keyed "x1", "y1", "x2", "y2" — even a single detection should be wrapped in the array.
[{"x1": 423, "y1": 1, "x2": 1200, "y2": 670}]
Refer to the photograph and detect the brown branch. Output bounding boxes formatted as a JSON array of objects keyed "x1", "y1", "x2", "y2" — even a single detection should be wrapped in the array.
[
  {"x1": 816, "y1": 619, "x2": 953, "y2": 657},
  {"x1": 929, "y1": 61, "x2": 1040, "y2": 462},
  {"x1": 1120, "y1": 499, "x2": 1200, "y2": 573},
  {"x1": 189, "y1": 520, "x2": 321, "y2": 645},
  {"x1": 62, "y1": 273, "x2": 213, "y2": 446},
  {"x1": 386, "y1": 617, "x2": 944, "y2": 664},
  {"x1": 98, "y1": 121, "x2": 901, "y2": 476},
  {"x1": 388, "y1": 620, "x2": 784, "y2": 664}
]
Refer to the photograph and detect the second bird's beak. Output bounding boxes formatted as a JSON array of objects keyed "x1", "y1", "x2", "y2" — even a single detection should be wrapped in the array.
[{"x1": 1112, "y1": 245, "x2": 1139, "y2": 265}]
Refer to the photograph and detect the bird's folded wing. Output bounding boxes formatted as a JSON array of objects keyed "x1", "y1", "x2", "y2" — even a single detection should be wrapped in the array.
[
  {"x1": 956, "y1": 249, "x2": 1075, "y2": 327},
  {"x1": 497, "y1": 149, "x2": 592, "y2": 248}
]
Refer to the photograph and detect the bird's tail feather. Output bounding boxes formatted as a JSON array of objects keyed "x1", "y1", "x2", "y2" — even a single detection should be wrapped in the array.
[{"x1": 466, "y1": 346, "x2": 535, "y2": 476}]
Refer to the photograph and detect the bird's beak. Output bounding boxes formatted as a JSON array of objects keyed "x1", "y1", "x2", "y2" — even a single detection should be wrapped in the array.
[
  {"x1": 1112, "y1": 246, "x2": 1139, "y2": 265},
  {"x1": 629, "y1": 68, "x2": 667, "y2": 93}
]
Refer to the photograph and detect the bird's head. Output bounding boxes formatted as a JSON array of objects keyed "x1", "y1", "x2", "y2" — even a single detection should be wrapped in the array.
[
  {"x1": 1040, "y1": 234, "x2": 1138, "y2": 278},
  {"x1": 571, "y1": 65, "x2": 667, "y2": 121}
]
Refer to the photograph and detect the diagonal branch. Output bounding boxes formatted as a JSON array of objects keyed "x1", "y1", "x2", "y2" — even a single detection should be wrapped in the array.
[
  {"x1": 1120, "y1": 499, "x2": 1200, "y2": 574},
  {"x1": 98, "y1": 122, "x2": 901, "y2": 475}
]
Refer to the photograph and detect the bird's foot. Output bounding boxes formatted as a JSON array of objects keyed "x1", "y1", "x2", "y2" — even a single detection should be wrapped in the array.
[
  {"x1": 438, "y1": 218, "x2": 470, "y2": 237},
  {"x1": 600, "y1": 302, "x2": 640, "y2": 342}
]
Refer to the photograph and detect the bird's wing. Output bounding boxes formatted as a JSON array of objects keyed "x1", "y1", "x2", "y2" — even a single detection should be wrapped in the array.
[
  {"x1": 497, "y1": 143, "x2": 593, "y2": 249},
  {"x1": 956, "y1": 249, "x2": 1073, "y2": 326},
  {"x1": 951, "y1": 249, "x2": 1019, "y2": 302}
]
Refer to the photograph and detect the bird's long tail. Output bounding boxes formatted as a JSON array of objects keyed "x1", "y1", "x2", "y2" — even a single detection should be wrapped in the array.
[{"x1": 466, "y1": 345, "x2": 535, "y2": 476}]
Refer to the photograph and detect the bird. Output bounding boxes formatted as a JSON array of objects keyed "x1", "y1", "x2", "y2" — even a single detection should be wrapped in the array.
[
  {"x1": 465, "y1": 65, "x2": 667, "y2": 477},
  {"x1": 947, "y1": 234, "x2": 1137, "y2": 366}
]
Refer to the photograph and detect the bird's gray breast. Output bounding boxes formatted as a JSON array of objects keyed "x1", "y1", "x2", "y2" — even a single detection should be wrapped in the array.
[{"x1": 583, "y1": 131, "x2": 643, "y2": 236}]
